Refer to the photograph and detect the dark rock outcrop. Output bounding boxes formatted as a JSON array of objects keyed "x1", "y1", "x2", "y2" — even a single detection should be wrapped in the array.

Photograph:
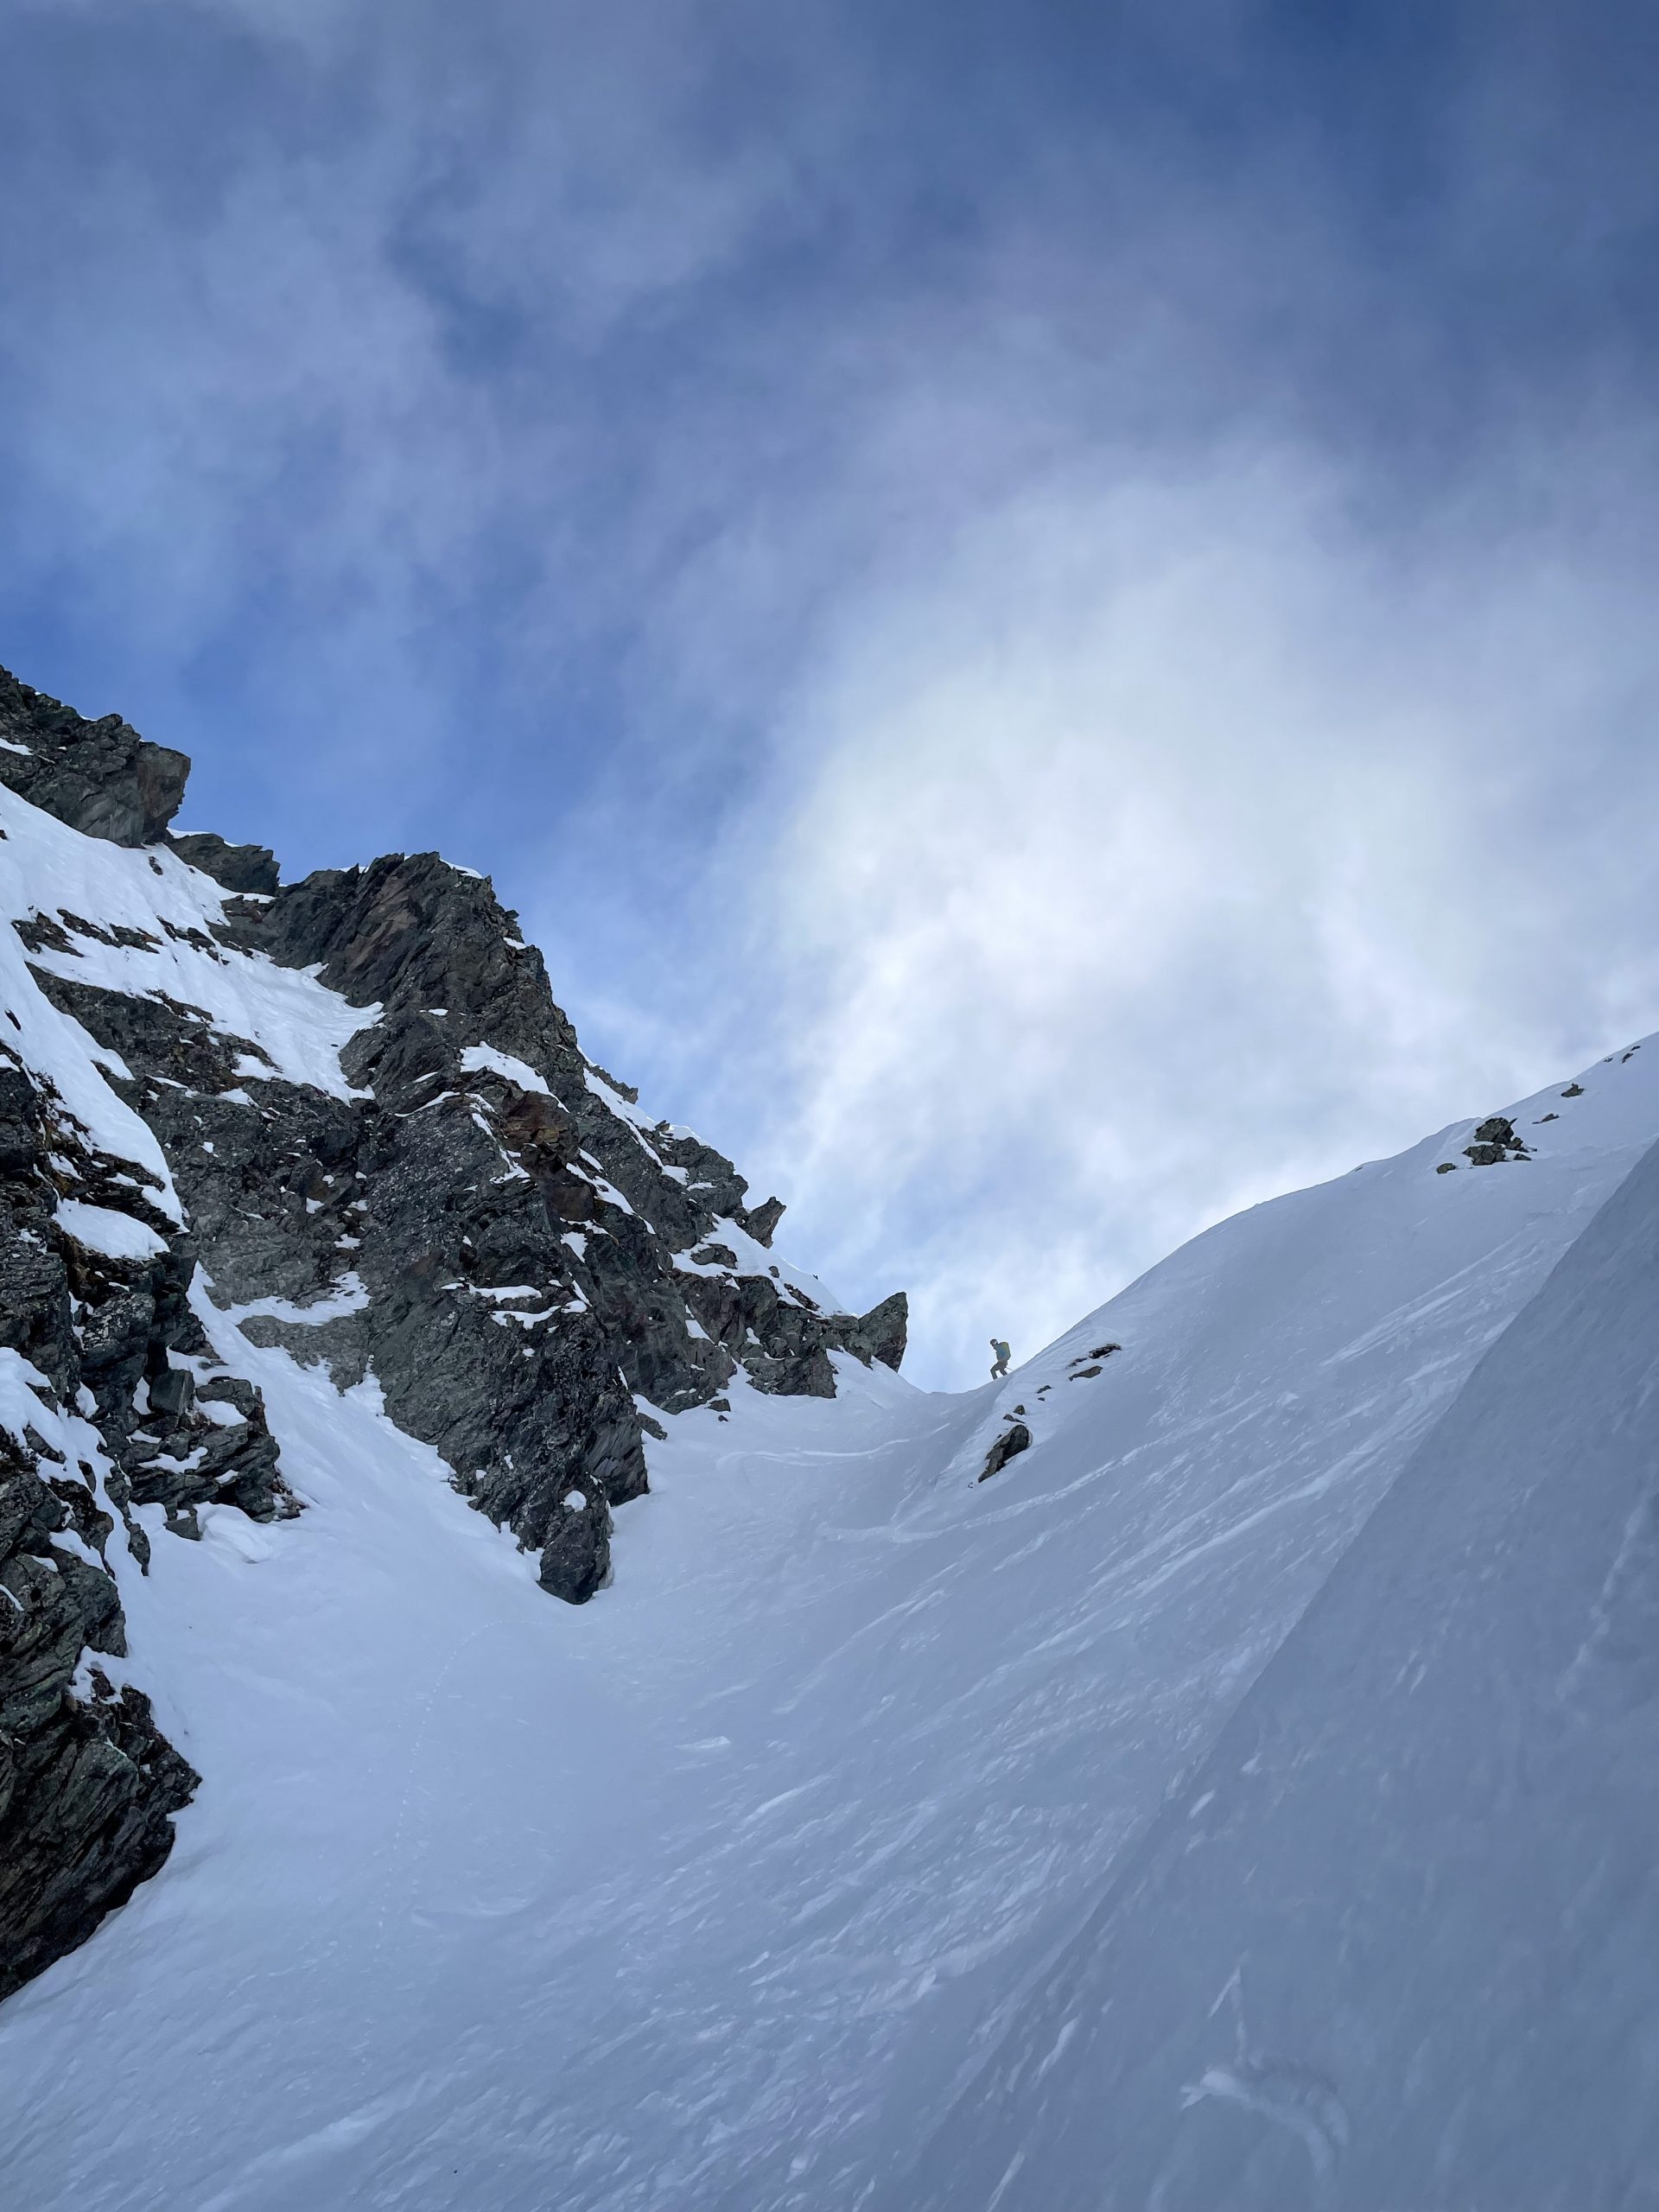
[
  {"x1": 194, "y1": 850, "x2": 902, "y2": 1594},
  {"x1": 834, "y1": 1290, "x2": 908, "y2": 1374},
  {"x1": 1067, "y1": 1344, "x2": 1120, "y2": 1375},
  {"x1": 736, "y1": 1194, "x2": 786, "y2": 1248},
  {"x1": 0, "y1": 666, "x2": 187, "y2": 848},
  {"x1": 167, "y1": 832, "x2": 279, "y2": 895},
  {"x1": 1463, "y1": 1114, "x2": 1530, "y2": 1169},
  {"x1": 0, "y1": 1044, "x2": 293, "y2": 1997},
  {"x1": 0, "y1": 656, "x2": 909, "y2": 1999},
  {"x1": 9, "y1": 677, "x2": 906, "y2": 1607},
  {"x1": 979, "y1": 1421, "x2": 1031, "y2": 1482}
]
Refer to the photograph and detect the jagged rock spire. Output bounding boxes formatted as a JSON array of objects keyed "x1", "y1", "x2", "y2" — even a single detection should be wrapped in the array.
[{"x1": 5, "y1": 660, "x2": 907, "y2": 1605}]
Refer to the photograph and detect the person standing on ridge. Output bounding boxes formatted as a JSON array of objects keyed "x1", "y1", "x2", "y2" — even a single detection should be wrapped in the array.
[{"x1": 989, "y1": 1336, "x2": 1011, "y2": 1380}]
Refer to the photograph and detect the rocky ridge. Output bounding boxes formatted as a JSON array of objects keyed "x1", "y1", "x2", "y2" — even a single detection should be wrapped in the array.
[
  {"x1": 0, "y1": 1042, "x2": 293, "y2": 1999},
  {"x1": 0, "y1": 660, "x2": 905, "y2": 1995}
]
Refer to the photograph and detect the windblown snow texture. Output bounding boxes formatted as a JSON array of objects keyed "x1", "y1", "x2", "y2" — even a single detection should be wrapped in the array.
[
  {"x1": 3, "y1": 657, "x2": 1658, "y2": 2210},
  {"x1": 893, "y1": 1129, "x2": 1659, "y2": 2212}
]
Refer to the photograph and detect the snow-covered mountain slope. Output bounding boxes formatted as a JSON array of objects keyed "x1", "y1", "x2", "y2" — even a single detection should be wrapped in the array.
[
  {"x1": 0, "y1": 663, "x2": 902, "y2": 2003},
  {"x1": 893, "y1": 1118, "x2": 1659, "y2": 2212},
  {"x1": 4, "y1": 664, "x2": 1658, "y2": 2208}
]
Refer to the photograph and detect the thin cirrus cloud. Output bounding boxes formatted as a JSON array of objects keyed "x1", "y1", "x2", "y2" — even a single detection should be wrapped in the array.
[{"x1": 3, "y1": 1, "x2": 1659, "y2": 1385}]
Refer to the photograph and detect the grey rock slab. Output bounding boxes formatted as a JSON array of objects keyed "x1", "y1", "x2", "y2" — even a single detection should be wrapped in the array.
[
  {"x1": 0, "y1": 1049, "x2": 266, "y2": 1999},
  {"x1": 8, "y1": 665, "x2": 907, "y2": 1618},
  {"x1": 0, "y1": 665, "x2": 187, "y2": 848},
  {"x1": 2, "y1": 654, "x2": 915, "y2": 2015},
  {"x1": 979, "y1": 1420, "x2": 1031, "y2": 1481},
  {"x1": 167, "y1": 832, "x2": 279, "y2": 895}
]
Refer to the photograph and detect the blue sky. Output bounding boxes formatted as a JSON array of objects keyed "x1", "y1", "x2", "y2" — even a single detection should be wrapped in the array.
[{"x1": 4, "y1": 0, "x2": 1659, "y2": 1382}]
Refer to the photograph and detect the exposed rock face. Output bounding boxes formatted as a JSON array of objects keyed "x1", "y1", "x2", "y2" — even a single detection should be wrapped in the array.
[
  {"x1": 980, "y1": 1421, "x2": 1031, "y2": 1482},
  {"x1": 0, "y1": 668, "x2": 187, "y2": 849},
  {"x1": 0, "y1": 656, "x2": 907, "y2": 1990},
  {"x1": 738, "y1": 1193, "x2": 785, "y2": 1247},
  {"x1": 6, "y1": 664, "x2": 906, "y2": 1611},
  {"x1": 29, "y1": 846, "x2": 906, "y2": 1599},
  {"x1": 0, "y1": 1046, "x2": 293, "y2": 1998},
  {"x1": 166, "y1": 832, "x2": 279, "y2": 896}
]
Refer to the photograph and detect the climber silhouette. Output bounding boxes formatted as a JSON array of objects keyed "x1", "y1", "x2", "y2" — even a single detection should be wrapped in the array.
[{"x1": 989, "y1": 1337, "x2": 1011, "y2": 1380}]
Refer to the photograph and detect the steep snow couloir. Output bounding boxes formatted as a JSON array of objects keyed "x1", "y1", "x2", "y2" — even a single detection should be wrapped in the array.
[{"x1": 3, "y1": 663, "x2": 1658, "y2": 2209}]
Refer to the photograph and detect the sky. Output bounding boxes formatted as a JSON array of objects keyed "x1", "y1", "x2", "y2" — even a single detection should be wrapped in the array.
[{"x1": 3, "y1": 0, "x2": 1658, "y2": 1386}]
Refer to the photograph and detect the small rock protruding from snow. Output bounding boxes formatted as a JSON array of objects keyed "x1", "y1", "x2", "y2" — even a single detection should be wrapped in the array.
[
  {"x1": 1463, "y1": 1115, "x2": 1531, "y2": 1168},
  {"x1": 979, "y1": 1421, "x2": 1032, "y2": 1482}
]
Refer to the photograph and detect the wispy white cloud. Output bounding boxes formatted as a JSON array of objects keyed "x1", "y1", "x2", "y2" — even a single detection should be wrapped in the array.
[
  {"x1": 694, "y1": 440, "x2": 1659, "y2": 1382},
  {"x1": 7, "y1": 0, "x2": 1659, "y2": 1390}
]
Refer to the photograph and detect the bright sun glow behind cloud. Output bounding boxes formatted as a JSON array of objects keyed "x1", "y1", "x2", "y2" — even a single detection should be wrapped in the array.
[
  {"x1": 6, "y1": 1, "x2": 1659, "y2": 1390},
  {"x1": 714, "y1": 448, "x2": 1659, "y2": 1382}
]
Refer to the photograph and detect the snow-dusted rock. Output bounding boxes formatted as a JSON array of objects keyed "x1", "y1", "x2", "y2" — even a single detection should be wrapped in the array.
[
  {"x1": 4, "y1": 664, "x2": 906, "y2": 1618},
  {"x1": 0, "y1": 658, "x2": 906, "y2": 1994},
  {"x1": 0, "y1": 666, "x2": 187, "y2": 849},
  {"x1": 0, "y1": 1048, "x2": 289, "y2": 1999}
]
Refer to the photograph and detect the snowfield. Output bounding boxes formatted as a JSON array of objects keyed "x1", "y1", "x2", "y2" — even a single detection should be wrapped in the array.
[
  {"x1": 4, "y1": 975, "x2": 1659, "y2": 2204},
  {"x1": 5, "y1": 772, "x2": 1659, "y2": 2207}
]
